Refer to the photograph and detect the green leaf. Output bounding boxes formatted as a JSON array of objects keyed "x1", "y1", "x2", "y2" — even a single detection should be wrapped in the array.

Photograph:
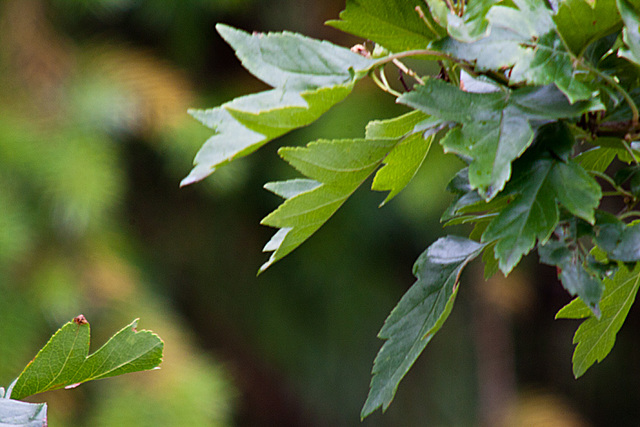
[
  {"x1": 326, "y1": 0, "x2": 446, "y2": 53},
  {"x1": 618, "y1": 0, "x2": 640, "y2": 65},
  {"x1": 0, "y1": 398, "x2": 47, "y2": 427},
  {"x1": 260, "y1": 138, "x2": 398, "y2": 272},
  {"x1": 182, "y1": 25, "x2": 376, "y2": 185},
  {"x1": 553, "y1": 0, "x2": 622, "y2": 56},
  {"x1": 366, "y1": 111, "x2": 436, "y2": 205},
  {"x1": 575, "y1": 147, "x2": 618, "y2": 173},
  {"x1": 216, "y1": 24, "x2": 374, "y2": 90},
  {"x1": 362, "y1": 236, "x2": 485, "y2": 418},
  {"x1": 556, "y1": 261, "x2": 640, "y2": 377},
  {"x1": 594, "y1": 216, "x2": 640, "y2": 262},
  {"x1": 437, "y1": 0, "x2": 498, "y2": 43},
  {"x1": 434, "y1": 0, "x2": 597, "y2": 102},
  {"x1": 398, "y1": 79, "x2": 600, "y2": 199},
  {"x1": 539, "y1": 224, "x2": 604, "y2": 314},
  {"x1": 482, "y1": 123, "x2": 601, "y2": 274},
  {"x1": 10, "y1": 316, "x2": 163, "y2": 400}
]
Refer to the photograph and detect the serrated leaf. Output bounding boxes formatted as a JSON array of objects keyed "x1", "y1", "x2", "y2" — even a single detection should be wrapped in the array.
[
  {"x1": 434, "y1": 0, "x2": 597, "y2": 102},
  {"x1": 482, "y1": 123, "x2": 601, "y2": 274},
  {"x1": 556, "y1": 261, "x2": 640, "y2": 377},
  {"x1": 618, "y1": 0, "x2": 640, "y2": 65},
  {"x1": 0, "y1": 398, "x2": 46, "y2": 427},
  {"x1": 553, "y1": 0, "x2": 622, "y2": 56},
  {"x1": 539, "y1": 226, "x2": 604, "y2": 314},
  {"x1": 326, "y1": 0, "x2": 446, "y2": 53},
  {"x1": 10, "y1": 317, "x2": 163, "y2": 400},
  {"x1": 260, "y1": 138, "x2": 398, "y2": 272},
  {"x1": 440, "y1": 0, "x2": 499, "y2": 43},
  {"x1": 575, "y1": 147, "x2": 618, "y2": 172},
  {"x1": 182, "y1": 25, "x2": 376, "y2": 186},
  {"x1": 594, "y1": 216, "x2": 640, "y2": 262},
  {"x1": 361, "y1": 236, "x2": 485, "y2": 418},
  {"x1": 367, "y1": 111, "x2": 436, "y2": 205},
  {"x1": 398, "y1": 79, "x2": 599, "y2": 199}
]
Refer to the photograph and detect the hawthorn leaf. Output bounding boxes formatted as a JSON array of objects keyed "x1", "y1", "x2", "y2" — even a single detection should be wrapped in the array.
[
  {"x1": 575, "y1": 147, "x2": 619, "y2": 173},
  {"x1": 482, "y1": 123, "x2": 601, "y2": 275},
  {"x1": 539, "y1": 227, "x2": 604, "y2": 315},
  {"x1": 553, "y1": 0, "x2": 621, "y2": 56},
  {"x1": 556, "y1": 262, "x2": 640, "y2": 378},
  {"x1": 398, "y1": 79, "x2": 600, "y2": 199},
  {"x1": 434, "y1": 0, "x2": 596, "y2": 102},
  {"x1": 594, "y1": 216, "x2": 640, "y2": 262},
  {"x1": 362, "y1": 236, "x2": 485, "y2": 418},
  {"x1": 439, "y1": 0, "x2": 498, "y2": 42},
  {"x1": 618, "y1": 0, "x2": 640, "y2": 65},
  {"x1": 216, "y1": 24, "x2": 374, "y2": 90},
  {"x1": 260, "y1": 138, "x2": 398, "y2": 272},
  {"x1": 326, "y1": 0, "x2": 446, "y2": 53},
  {"x1": 182, "y1": 25, "x2": 376, "y2": 186},
  {"x1": 10, "y1": 317, "x2": 163, "y2": 400},
  {"x1": 366, "y1": 111, "x2": 437, "y2": 205},
  {"x1": 0, "y1": 398, "x2": 46, "y2": 427}
]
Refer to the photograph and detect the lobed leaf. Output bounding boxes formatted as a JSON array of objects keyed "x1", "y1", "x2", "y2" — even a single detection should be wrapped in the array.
[
  {"x1": 553, "y1": 0, "x2": 621, "y2": 57},
  {"x1": 182, "y1": 25, "x2": 376, "y2": 186},
  {"x1": 398, "y1": 80, "x2": 600, "y2": 200},
  {"x1": 10, "y1": 316, "x2": 163, "y2": 400},
  {"x1": 482, "y1": 123, "x2": 601, "y2": 275},
  {"x1": 366, "y1": 111, "x2": 438, "y2": 205},
  {"x1": 326, "y1": 0, "x2": 446, "y2": 53},
  {"x1": 260, "y1": 138, "x2": 398, "y2": 272},
  {"x1": 362, "y1": 236, "x2": 485, "y2": 418},
  {"x1": 556, "y1": 262, "x2": 640, "y2": 378},
  {"x1": 434, "y1": 0, "x2": 597, "y2": 103}
]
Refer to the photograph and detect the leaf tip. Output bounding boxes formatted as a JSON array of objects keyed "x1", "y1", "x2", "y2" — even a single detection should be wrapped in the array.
[{"x1": 73, "y1": 314, "x2": 88, "y2": 326}]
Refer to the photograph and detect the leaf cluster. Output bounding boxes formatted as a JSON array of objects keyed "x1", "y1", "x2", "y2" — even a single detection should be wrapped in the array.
[{"x1": 183, "y1": 0, "x2": 640, "y2": 419}]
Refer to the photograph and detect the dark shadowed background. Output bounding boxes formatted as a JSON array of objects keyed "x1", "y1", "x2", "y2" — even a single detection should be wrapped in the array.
[{"x1": 1, "y1": 1, "x2": 639, "y2": 425}]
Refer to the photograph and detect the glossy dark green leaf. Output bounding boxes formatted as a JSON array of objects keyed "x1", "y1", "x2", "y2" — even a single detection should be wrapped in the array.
[
  {"x1": 539, "y1": 227, "x2": 604, "y2": 314},
  {"x1": 10, "y1": 317, "x2": 163, "y2": 400},
  {"x1": 594, "y1": 215, "x2": 640, "y2": 262},
  {"x1": 0, "y1": 398, "x2": 46, "y2": 427},
  {"x1": 398, "y1": 79, "x2": 600, "y2": 200},
  {"x1": 326, "y1": 0, "x2": 446, "y2": 53},
  {"x1": 556, "y1": 261, "x2": 640, "y2": 377},
  {"x1": 553, "y1": 0, "x2": 621, "y2": 56},
  {"x1": 482, "y1": 123, "x2": 601, "y2": 274},
  {"x1": 362, "y1": 236, "x2": 485, "y2": 418}
]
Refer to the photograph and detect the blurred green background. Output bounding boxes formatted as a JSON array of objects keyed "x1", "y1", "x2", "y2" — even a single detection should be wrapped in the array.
[{"x1": 1, "y1": 0, "x2": 640, "y2": 426}]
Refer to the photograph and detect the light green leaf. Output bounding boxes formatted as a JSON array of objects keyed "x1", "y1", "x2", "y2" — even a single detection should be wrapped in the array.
[
  {"x1": 260, "y1": 138, "x2": 398, "y2": 272},
  {"x1": 361, "y1": 236, "x2": 485, "y2": 418},
  {"x1": 183, "y1": 25, "x2": 376, "y2": 186},
  {"x1": 10, "y1": 317, "x2": 163, "y2": 400},
  {"x1": 618, "y1": 0, "x2": 640, "y2": 65},
  {"x1": 398, "y1": 79, "x2": 600, "y2": 200},
  {"x1": 482, "y1": 123, "x2": 601, "y2": 275},
  {"x1": 554, "y1": 0, "x2": 621, "y2": 56},
  {"x1": 434, "y1": 0, "x2": 597, "y2": 102},
  {"x1": 440, "y1": 0, "x2": 498, "y2": 42},
  {"x1": 216, "y1": 24, "x2": 374, "y2": 90},
  {"x1": 366, "y1": 111, "x2": 436, "y2": 205},
  {"x1": 0, "y1": 398, "x2": 47, "y2": 427},
  {"x1": 556, "y1": 262, "x2": 640, "y2": 378},
  {"x1": 326, "y1": 0, "x2": 446, "y2": 53}
]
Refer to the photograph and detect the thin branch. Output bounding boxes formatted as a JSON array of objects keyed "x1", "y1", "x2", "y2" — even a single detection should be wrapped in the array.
[
  {"x1": 415, "y1": 5, "x2": 442, "y2": 38},
  {"x1": 392, "y1": 58, "x2": 424, "y2": 85},
  {"x1": 590, "y1": 170, "x2": 637, "y2": 199},
  {"x1": 370, "y1": 69, "x2": 402, "y2": 97}
]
